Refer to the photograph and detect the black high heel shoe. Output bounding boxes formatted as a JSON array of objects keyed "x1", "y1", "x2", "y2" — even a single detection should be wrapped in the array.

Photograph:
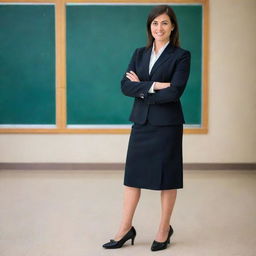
[
  {"x1": 151, "y1": 225, "x2": 174, "y2": 251},
  {"x1": 102, "y1": 226, "x2": 136, "y2": 249}
]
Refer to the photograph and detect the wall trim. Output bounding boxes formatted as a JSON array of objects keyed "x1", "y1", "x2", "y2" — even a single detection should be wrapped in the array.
[{"x1": 0, "y1": 163, "x2": 255, "y2": 170}]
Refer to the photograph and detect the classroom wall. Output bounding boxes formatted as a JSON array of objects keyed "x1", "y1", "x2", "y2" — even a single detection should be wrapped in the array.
[{"x1": 0, "y1": 0, "x2": 255, "y2": 164}]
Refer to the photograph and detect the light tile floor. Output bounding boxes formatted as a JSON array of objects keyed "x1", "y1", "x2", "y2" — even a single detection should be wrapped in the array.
[{"x1": 0, "y1": 170, "x2": 255, "y2": 256}]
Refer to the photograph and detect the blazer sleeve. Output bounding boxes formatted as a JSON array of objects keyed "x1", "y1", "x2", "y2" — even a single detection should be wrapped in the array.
[
  {"x1": 121, "y1": 48, "x2": 154, "y2": 99},
  {"x1": 148, "y1": 50, "x2": 191, "y2": 104}
]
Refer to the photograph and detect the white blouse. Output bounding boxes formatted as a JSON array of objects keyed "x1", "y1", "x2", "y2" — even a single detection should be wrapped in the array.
[{"x1": 148, "y1": 41, "x2": 170, "y2": 93}]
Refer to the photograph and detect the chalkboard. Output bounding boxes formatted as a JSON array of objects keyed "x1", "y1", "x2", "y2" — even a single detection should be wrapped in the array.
[
  {"x1": 66, "y1": 4, "x2": 202, "y2": 125},
  {"x1": 0, "y1": 5, "x2": 55, "y2": 125},
  {"x1": 0, "y1": 3, "x2": 204, "y2": 130}
]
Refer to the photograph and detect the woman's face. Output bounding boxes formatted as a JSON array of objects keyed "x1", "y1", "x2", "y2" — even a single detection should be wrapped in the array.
[{"x1": 150, "y1": 13, "x2": 174, "y2": 44}]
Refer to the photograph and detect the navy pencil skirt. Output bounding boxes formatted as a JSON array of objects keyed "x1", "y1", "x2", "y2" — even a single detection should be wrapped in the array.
[{"x1": 124, "y1": 121, "x2": 183, "y2": 190}]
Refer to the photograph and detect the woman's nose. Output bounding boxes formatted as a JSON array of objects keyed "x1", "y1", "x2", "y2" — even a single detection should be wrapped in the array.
[{"x1": 156, "y1": 24, "x2": 163, "y2": 30}]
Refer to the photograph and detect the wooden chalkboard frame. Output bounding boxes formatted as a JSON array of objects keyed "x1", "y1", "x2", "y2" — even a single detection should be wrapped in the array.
[{"x1": 0, "y1": 0, "x2": 209, "y2": 134}]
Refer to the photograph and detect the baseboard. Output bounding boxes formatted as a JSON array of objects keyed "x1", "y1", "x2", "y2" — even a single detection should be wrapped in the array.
[{"x1": 0, "y1": 163, "x2": 255, "y2": 170}]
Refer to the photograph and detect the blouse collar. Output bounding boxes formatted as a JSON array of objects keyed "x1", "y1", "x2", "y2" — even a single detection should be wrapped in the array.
[{"x1": 152, "y1": 41, "x2": 170, "y2": 57}]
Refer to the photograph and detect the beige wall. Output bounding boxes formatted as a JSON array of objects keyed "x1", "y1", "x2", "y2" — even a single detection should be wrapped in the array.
[{"x1": 0, "y1": 0, "x2": 255, "y2": 164}]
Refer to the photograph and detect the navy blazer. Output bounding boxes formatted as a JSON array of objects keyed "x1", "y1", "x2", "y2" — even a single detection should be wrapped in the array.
[{"x1": 121, "y1": 43, "x2": 191, "y2": 125}]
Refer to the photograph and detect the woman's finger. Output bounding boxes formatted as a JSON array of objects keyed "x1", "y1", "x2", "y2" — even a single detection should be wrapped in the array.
[
  {"x1": 129, "y1": 71, "x2": 139, "y2": 79},
  {"x1": 126, "y1": 73, "x2": 137, "y2": 81},
  {"x1": 126, "y1": 71, "x2": 137, "y2": 77},
  {"x1": 126, "y1": 71, "x2": 140, "y2": 82}
]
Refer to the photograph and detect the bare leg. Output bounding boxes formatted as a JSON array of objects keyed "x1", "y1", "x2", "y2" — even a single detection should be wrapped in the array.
[
  {"x1": 114, "y1": 185, "x2": 141, "y2": 241},
  {"x1": 155, "y1": 189, "x2": 177, "y2": 242}
]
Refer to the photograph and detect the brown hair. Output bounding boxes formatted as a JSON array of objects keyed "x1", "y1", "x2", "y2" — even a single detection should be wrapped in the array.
[{"x1": 146, "y1": 5, "x2": 180, "y2": 48}]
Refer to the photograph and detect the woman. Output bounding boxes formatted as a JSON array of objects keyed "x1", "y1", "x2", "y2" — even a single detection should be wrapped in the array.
[{"x1": 103, "y1": 5, "x2": 191, "y2": 251}]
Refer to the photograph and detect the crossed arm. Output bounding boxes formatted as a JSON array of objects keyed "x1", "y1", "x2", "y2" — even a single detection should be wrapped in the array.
[
  {"x1": 126, "y1": 71, "x2": 171, "y2": 91},
  {"x1": 121, "y1": 49, "x2": 191, "y2": 104}
]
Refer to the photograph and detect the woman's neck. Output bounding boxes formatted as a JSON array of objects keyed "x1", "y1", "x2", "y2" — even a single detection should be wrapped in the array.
[{"x1": 153, "y1": 40, "x2": 169, "y2": 54}]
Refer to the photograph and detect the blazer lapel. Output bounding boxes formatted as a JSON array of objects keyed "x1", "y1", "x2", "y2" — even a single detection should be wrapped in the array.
[
  {"x1": 140, "y1": 46, "x2": 152, "y2": 80},
  {"x1": 149, "y1": 43, "x2": 175, "y2": 78}
]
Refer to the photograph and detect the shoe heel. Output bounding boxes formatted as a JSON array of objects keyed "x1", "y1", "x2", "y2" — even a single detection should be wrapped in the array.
[{"x1": 131, "y1": 236, "x2": 135, "y2": 245}]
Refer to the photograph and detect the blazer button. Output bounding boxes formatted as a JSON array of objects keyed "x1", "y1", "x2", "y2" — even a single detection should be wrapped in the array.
[{"x1": 139, "y1": 93, "x2": 144, "y2": 99}]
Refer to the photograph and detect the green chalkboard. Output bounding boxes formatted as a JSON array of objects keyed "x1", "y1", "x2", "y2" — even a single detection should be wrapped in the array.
[
  {"x1": 66, "y1": 4, "x2": 202, "y2": 125},
  {"x1": 0, "y1": 5, "x2": 55, "y2": 125}
]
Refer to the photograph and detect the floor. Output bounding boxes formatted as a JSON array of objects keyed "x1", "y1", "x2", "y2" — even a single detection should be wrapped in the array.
[{"x1": 0, "y1": 170, "x2": 255, "y2": 256}]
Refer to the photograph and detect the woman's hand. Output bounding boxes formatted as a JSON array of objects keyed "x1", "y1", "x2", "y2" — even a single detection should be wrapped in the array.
[
  {"x1": 126, "y1": 71, "x2": 140, "y2": 82},
  {"x1": 125, "y1": 72, "x2": 171, "y2": 90},
  {"x1": 154, "y1": 82, "x2": 171, "y2": 90}
]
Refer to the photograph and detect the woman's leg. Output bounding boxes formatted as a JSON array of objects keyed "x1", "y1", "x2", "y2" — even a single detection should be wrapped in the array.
[
  {"x1": 155, "y1": 189, "x2": 177, "y2": 242},
  {"x1": 114, "y1": 185, "x2": 141, "y2": 240}
]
